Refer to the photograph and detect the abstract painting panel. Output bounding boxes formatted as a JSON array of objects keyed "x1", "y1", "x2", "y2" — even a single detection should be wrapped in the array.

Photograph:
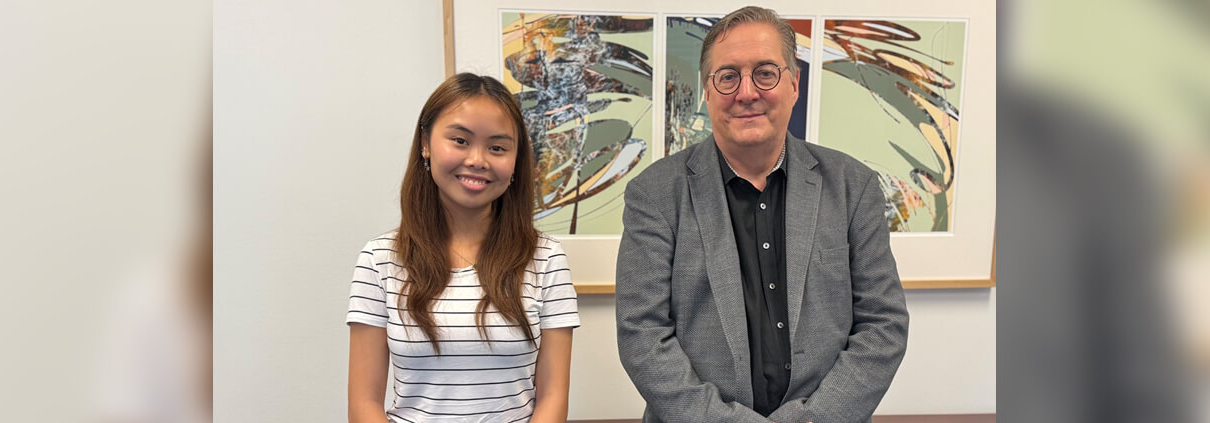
[
  {"x1": 818, "y1": 20, "x2": 966, "y2": 232},
  {"x1": 664, "y1": 16, "x2": 811, "y2": 156},
  {"x1": 501, "y1": 12, "x2": 654, "y2": 235}
]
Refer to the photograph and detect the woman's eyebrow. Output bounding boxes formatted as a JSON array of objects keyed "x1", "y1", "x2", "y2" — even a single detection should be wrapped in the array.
[
  {"x1": 445, "y1": 124, "x2": 512, "y2": 141},
  {"x1": 445, "y1": 123, "x2": 474, "y2": 135}
]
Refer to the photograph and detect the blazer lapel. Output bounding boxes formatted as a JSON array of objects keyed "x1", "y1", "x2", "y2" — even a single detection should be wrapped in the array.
[
  {"x1": 685, "y1": 138, "x2": 753, "y2": 405},
  {"x1": 784, "y1": 136, "x2": 821, "y2": 340}
]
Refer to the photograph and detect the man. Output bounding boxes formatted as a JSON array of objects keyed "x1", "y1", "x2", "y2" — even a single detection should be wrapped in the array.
[{"x1": 615, "y1": 6, "x2": 909, "y2": 423}]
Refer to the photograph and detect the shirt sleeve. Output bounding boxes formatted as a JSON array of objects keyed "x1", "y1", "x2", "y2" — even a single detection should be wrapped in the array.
[
  {"x1": 537, "y1": 238, "x2": 579, "y2": 329},
  {"x1": 345, "y1": 240, "x2": 389, "y2": 328}
]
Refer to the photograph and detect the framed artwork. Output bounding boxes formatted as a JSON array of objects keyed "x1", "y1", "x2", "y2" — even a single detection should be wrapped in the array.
[
  {"x1": 500, "y1": 12, "x2": 654, "y2": 235},
  {"x1": 446, "y1": 0, "x2": 996, "y2": 292},
  {"x1": 818, "y1": 19, "x2": 967, "y2": 233}
]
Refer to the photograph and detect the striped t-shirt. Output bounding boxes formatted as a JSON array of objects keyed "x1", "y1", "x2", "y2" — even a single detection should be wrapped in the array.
[{"x1": 345, "y1": 233, "x2": 580, "y2": 423}]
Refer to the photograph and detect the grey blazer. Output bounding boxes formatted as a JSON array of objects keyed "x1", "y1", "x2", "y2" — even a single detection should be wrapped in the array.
[{"x1": 616, "y1": 135, "x2": 909, "y2": 423}]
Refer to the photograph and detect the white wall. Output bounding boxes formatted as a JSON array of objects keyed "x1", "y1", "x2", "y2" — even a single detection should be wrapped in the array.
[
  {"x1": 215, "y1": 1, "x2": 994, "y2": 421},
  {"x1": 3, "y1": 1, "x2": 210, "y2": 421},
  {"x1": 214, "y1": 1, "x2": 445, "y2": 421}
]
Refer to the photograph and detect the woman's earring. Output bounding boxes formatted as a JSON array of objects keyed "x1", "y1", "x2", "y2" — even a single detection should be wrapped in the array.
[
  {"x1": 510, "y1": 175, "x2": 514, "y2": 183},
  {"x1": 424, "y1": 158, "x2": 430, "y2": 171}
]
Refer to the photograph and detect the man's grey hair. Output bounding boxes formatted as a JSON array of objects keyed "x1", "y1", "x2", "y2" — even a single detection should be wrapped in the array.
[{"x1": 698, "y1": 5, "x2": 799, "y2": 87}]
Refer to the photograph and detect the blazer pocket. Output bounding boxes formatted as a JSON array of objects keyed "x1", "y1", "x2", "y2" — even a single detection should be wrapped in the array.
[{"x1": 820, "y1": 245, "x2": 849, "y2": 266}]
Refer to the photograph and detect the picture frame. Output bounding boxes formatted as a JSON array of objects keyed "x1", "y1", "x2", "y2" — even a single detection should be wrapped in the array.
[{"x1": 442, "y1": 0, "x2": 996, "y2": 293}]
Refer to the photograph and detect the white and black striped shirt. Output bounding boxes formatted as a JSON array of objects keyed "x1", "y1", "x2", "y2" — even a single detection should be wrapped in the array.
[{"x1": 346, "y1": 233, "x2": 580, "y2": 423}]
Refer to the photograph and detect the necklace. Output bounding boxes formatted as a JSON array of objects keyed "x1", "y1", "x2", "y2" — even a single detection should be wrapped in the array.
[{"x1": 450, "y1": 247, "x2": 476, "y2": 269}]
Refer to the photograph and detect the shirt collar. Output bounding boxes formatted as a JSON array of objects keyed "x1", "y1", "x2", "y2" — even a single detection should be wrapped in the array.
[{"x1": 717, "y1": 141, "x2": 788, "y2": 184}]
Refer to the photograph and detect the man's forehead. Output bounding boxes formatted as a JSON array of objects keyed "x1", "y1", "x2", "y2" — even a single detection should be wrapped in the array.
[{"x1": 709, "y1": 23, "x2": 781, "y2": 62}]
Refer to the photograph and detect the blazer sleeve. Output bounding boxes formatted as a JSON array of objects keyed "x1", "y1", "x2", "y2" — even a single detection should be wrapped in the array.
[
  {"x1": 769, "y1": 172, "x2": 910, "y2": 423},
  {"x1": 615, "y1": 181, "x2": 769, "y2": 423}
]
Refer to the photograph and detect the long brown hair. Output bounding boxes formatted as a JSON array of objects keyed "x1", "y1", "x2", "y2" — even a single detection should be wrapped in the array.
[{"x1": 394, "y1": 73, "x2": 538, "y2": 353}]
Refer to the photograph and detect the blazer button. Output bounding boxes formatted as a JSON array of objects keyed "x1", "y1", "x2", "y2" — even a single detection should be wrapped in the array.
[
  {"x1": 768, "y1": 283, "x2": 776, "y2": 290},
  {"x1": 762, "y1": 242, "x2": 770, "y2": 249},
  {"x1": 776, "y1": 321, "x2": 784, "y2": 329},
  {"x1": 784, "y1": 363, "x2": 791, "y2": 370}
]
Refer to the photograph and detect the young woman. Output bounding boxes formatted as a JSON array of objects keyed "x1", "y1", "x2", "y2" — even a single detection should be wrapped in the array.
[{"x1": 346, "y1": 73, "x2": 579, "y2": 423}]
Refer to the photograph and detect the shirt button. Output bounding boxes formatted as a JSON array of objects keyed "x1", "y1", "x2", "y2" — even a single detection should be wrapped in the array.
[
  {"x1": 768, "y1": 283, "x2": 776, "y2": 290},
  {"x1": 759, "y1": 202, "x2": 767, "y2": 210},
  {"x1": 784, "y1": 363, "x2": 792, "y2": 370},
  {"x1": 777, "y1": 321, "x2": 785, "y2": 329},
  {"x1": 762, "y1": 242, "x2": 770, "y2": 249}
]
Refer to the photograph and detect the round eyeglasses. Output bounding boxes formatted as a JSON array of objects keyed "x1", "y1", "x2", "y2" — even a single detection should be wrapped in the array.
[{"x1": 708, "y1": 63, "x2": 789, "y2": 95}]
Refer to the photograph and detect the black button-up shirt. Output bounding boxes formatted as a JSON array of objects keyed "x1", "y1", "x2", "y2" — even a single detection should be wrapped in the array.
[{"x1": 717, "y1": 143, "x2": 791, "y2": 416}]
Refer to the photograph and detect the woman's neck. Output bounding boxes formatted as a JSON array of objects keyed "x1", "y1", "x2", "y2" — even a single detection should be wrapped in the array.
[{"x1": 445, "y1": 208, "x2": 492, "y2": 268}]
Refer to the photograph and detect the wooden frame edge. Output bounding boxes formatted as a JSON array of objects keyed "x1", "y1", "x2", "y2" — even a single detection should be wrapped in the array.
[
  {"x1": 578, "y1": 278, "x2": 994, "y2": 295},
  {"x1": 578, "y1": 237, "x2": 996, "y2": 294},
  {"x1": 443, "y1": 0, "x2": 455, "y2": 78},
  {"x1": 573, "y1": 283, "x2": 618, "y2": 295}
]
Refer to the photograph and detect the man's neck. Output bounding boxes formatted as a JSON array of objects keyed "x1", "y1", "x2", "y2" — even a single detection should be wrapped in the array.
[{"x1": 717, "y1": 136, "x2": 786, "y2": 191}]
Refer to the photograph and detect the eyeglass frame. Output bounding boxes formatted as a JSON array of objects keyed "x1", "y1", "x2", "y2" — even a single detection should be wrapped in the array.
[{"x1": 707, "y1": 63, "x2": 790, "y2": 95}]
